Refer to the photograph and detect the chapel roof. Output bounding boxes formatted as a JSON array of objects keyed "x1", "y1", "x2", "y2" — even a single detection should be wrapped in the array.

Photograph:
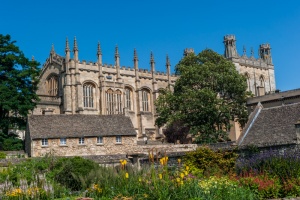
[
  {"x1": 239, "y1": 102, "x2": 300, "y2": 147},
  {"x1": 27, "y1": 114, "x2": 136, "y2": 139}
]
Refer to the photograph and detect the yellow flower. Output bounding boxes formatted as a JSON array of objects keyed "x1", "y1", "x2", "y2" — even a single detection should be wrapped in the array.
[
  {"x1": 185, "y1": 165, "x2": 189, "y2": 171},
  {"x1": 159, "y1": 174, "x2": 163, "y2": 179},
  {"x1": 125, "y1": 172, "x2": 129, "y2": 179},
  {"x1": 184, "y1": 170, "x2": 188, "y2": 175},
  {"x1": 180, "y1": 180, "x2": 184, "y2": 185},
  {"x1": 180, "y1": 173, "x2": 184, "y2": 179},
  {"x1": 177, "y1": 158, "x2": 181, "y2": 164},
  {"x1": 138, "y1": 177, "x2": 142, "y2": 182},
  {"x1": 176, "y1": 178, "x2": 181, "y2": 182}
]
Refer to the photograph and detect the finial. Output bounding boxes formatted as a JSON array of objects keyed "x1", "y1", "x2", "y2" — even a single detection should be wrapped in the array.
[
  {"x1": 115, "y1": 45, "x2": 119, "y2": 57},
  {"x1": 50, "y1": 44, "x2": 55, "y2": 53},
  {"x1": 250, "y1": 47, "x2": 254, "y2": 57},
  {"x1": 243, "y1": 45, "x2": 246, "y2": 56},
  {"x1": 31, "y1": 55, "x2": 35, "y2": 61},
  {"x1": 73, "y1": 36, "x2": 78, "y2": 51},
  {"x1": 134, "y1": 48, "x2": 138, "y2": 60},
  {"x1": 97, "y1": 41, "x2": 102, "y2": 55},
  {"x1": 65, "y1": 37, "x2": 70, "y2": 51},
  {"x1": 166, "y1": 54, "x2": 170, "y2": 66},
  {"x1": 150, "y1": 51, "x2": 155, "y2": 63}
]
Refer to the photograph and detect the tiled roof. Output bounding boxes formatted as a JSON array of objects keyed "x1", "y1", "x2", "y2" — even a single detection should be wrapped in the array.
[
  {"x1": 239, "y1": 103, "x2": 300, "y2": 147},
  {"x1": 27, "y1": 115, "x2": 136, "y2": 139}
]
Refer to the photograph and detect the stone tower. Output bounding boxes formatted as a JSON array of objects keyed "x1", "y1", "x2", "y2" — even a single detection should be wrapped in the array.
[{"x1": 224, "y1": 35, "x2": 238, "y2": 58}]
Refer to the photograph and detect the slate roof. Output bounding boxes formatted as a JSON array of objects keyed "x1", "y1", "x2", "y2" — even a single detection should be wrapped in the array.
[
  {"x1": 239, "y1": 103, "x2": 300, "y2": 147},
  {"x1": 27, "y1": 115, "x2": 136, "y2": 139}
]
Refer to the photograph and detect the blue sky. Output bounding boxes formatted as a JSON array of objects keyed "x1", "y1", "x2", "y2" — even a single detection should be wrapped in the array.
[{"x1": 1, "y1": 0, "x2": 300, "y2": 91}]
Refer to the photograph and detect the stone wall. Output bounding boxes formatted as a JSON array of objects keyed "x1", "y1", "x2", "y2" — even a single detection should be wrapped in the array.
[{"x1": 31, "y1": 136, "x2": 198, "y2": 157}]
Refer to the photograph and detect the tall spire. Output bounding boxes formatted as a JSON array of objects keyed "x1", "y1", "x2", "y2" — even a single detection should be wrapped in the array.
[
  {"x1": 51, "y1": 44, "x2": 55, "y2": 54},
  {"x1": 115, "y1": 45, "x2": 119, "y2": 58},
  {"x1": 243, "y1": 45, "x2": 246, "y2": 56},
  {"x1": 166, "y1": 54, "x2": 171, "y2": 86},
  {"x1": 150, "y1": 51, "x2": 155, "y2": 65},
  {"x1": 97, "y1": 41, "x2": 102, "y2": 56},
  {"x1": 133, "y1": 49, "x2": 139, "y2": 81},
  {"x1": 250, "y1": 47, "x2": 254, "y2": 59},
  {"x1": 97, "y1": 42, "x2": 102, "y2": 65},
  {"x1": 73, "y1": 37, "x2": 79, "y2": 61},
  {"x1": 73, "y1": 36, "x2": 78, "y2": 51},
  {"x1": 115, "y1": 45, "x2": 121, "y2": 80},
  {"x1": 134, "y1": 48, "x2": 138, "y2": 61},
  {"x1": 65, "y1": 37, "x2": 70, "y2": 52}
]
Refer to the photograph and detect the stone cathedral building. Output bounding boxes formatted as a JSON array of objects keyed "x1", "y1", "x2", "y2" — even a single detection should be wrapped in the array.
[{"x1": 32, "y1": 35, "x2": 276, "y2": 142}]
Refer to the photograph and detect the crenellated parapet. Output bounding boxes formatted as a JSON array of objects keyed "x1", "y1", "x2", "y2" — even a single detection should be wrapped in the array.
[{"x1": 224, "y1": 35, "x2": 274, "y2": 69}]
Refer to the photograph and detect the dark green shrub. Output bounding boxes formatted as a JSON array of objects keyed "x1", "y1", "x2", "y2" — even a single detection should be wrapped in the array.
[
  {"x1": 50, "y1": 156, "x2": 99, "y2": 191},
  {"x1": 184, "y1": 146, "x2": 238, "y2": 176}
]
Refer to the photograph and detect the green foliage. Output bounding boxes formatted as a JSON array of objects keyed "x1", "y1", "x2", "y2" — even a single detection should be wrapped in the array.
[
  {"x1": 0, "y1": 34, "x2": 40, "y2": 145},
  {"x1": 0, "y1": 131, "x2": 23, "y2": 150},
  {"x1": 155, "y1": 49, "x2": 249, "y2": 143},
  {"x1": 49, "y1": 156, "x2": 99, "y2": 191},
  {"x1": 0, "y1": 151, "x2": 6, "y2": 159},
  {"x1": 184, "y1": 146, "x2": 238, "y2": 176}
]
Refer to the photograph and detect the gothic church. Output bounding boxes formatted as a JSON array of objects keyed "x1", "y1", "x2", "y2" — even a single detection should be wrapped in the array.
[{"x1": 32, "y1": 35, "x2": 276, "y2": 141}]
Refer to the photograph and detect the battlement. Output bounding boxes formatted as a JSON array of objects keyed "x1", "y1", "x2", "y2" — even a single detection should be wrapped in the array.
[{"x1": 224, "y1": 34, "x2": 236, "y2": 41}]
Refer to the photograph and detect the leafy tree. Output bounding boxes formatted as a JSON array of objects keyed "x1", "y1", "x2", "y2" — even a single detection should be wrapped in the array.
[
  {"x1": 155, "y1": 49, "x2": 249, "y2": 143},
  {"x1": 0, "y1": 34, "x2": 40, "y2": 149}
]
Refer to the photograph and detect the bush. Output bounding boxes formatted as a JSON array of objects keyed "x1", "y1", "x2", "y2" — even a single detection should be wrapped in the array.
[
  {"x1": 49, "y1": 156, "x2": 99, "y2": 191},
  {"x1": 184, "y1": 146, "x2": 238, "y2": 176},
  {"x1": 0, "y1": 152, "x2": 6, "y2": 159}
]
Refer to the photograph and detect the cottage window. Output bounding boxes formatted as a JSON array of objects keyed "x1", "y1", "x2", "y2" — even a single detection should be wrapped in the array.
[
  {"x1": 125, "y1": 88, "x2": 132, "y2": 110},
  {"x1": 42, "y1": 138, "x2": 48, "y2": 146},
  {"x1": 60, "y1": 138, "x2": 67, "y2": 145},
  {"x1": 142, "y1": 89, "x2": 150, "y2": 112},
  {"x1": 47, "y1": 75, "x2": 58, "y2": 96},
  {"x1": 116, "y1": 136, "x2": 122, "y2": 144},
  {"x1": 83, "y1": 83, "x2": 95, "y2": 108},
  {"x1": 79, "y1": 137, "x2": 85, "y2": 145},
  {"x1": 97, "y1": 136, "x2": 103, "y2": 144}
]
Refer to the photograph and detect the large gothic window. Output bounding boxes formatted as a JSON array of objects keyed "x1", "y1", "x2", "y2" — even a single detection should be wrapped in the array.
[
  {"x1": 125, "y1": 88, "x2": 132, "y2": 110},
  {"x1": 47, "y1": 75, "x2": 58, "y2": 96},
  {"x1": 83, "y1": 83, "x2": 95, "y2": 108},
  {"x1": 106, "y1": 89, "x2": 114, "y2": 115},
  {"x1": 116, "y1": 90, "x2": 122, "y2": 114},
  {"x1": 105, "y1": 89, "x2": 123, "y2": 115},
  {"x1": 142, "y1": 89, "x2": 150, "y2": 112}
]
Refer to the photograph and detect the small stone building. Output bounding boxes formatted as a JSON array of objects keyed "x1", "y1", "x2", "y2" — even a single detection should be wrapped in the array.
[{"x1": 25, "y1": 115, "x2": 137, "y2": 157}]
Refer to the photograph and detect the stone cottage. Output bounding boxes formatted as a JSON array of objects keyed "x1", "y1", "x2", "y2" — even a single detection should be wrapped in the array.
[{"x1": 25, "y1": 115, "x2": 136, "y2": 157}]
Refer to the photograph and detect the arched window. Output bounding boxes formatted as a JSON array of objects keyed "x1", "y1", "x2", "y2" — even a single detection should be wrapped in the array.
[
  {"x1": 125, "y1": 88, "x2": 132, "y2": 110},
  {"x1": 259, "y1": 76, "x2": 265, "y2": 87},
  {"x1": 83, "y1": 83, "x2": 95, "y2": 108},
  {"x1": 106, "y1": 89, "x2": 114, "y2": 115},
  {"x1": 47, "y1": 75, "x2": 58, "y2": 96},
  {"x1": 116, "y1": 90, "x2": 122, "y2": 114},
  {"x1": 142, "y1": 89, "x2": 150, "y2": 112}
]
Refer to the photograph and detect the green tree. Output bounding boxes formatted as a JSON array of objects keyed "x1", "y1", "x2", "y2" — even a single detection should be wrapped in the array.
[
  {"x1": 155, "y1": 49, "x2": 249, "y2": 143},
  {"x1": 0, "y1": 34, "x2": 40, "y2": 149}
]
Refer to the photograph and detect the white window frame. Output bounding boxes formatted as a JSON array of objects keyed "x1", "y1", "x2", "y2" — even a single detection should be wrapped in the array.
[
  {"x1": 116, "y1": 136, "x2": 122, "y2": 144},
  {"x1": 97, "y1": 136, "x2": 103, "y2": 144},
  {"x1": 79, "y1": 137, "x2": 85, "y2": 145},
  {"x1": 60, "y1": 138, "x2": 67, "y2": 145},
  {"x1": 42, "y1": 138, "x2": 48, "y2": 146}
]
